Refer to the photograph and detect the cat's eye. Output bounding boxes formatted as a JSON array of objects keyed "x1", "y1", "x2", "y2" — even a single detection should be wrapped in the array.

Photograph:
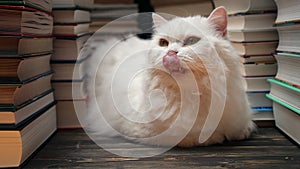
[
  {"x1": 159, "y1": 38, "x2": 169, "y2": 47},
  {"x1": 183, "y1": 36, "x2": 201, "y2": 46}
]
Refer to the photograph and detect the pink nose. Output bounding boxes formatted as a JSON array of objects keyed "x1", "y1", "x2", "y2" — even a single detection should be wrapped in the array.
[
  {"x1": 163, "y1": 50, "x2": 183, "y2": 73},
  {"x1": 167, "y1": 50, "x2": 178, "y2": 56}
]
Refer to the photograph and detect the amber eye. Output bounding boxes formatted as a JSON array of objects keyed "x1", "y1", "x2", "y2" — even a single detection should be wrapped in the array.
[
  {"x1": 159, "y1": 38, "x2": 169, "y2": 47},
  {"x1": 183, "y1": 36, "x2": 201, "y2": 46}
]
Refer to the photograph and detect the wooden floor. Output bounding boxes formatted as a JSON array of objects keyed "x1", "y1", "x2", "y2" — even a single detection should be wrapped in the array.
[{"x1": 24, "y1": 128, "x2": 299, "y2": 169}]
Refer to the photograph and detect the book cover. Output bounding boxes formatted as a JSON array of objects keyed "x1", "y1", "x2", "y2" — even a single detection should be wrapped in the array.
[
  {"x1": 266, "y1": 94, "x2": 300, "y2": 115},
  {"x1": 268, "y1": 78, "x2": 300, "y2": 110}
]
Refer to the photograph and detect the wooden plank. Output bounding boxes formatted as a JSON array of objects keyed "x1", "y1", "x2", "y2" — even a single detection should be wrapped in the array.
[{"x1": 24, "y1": 128, "x2": 300, "y2": 169}]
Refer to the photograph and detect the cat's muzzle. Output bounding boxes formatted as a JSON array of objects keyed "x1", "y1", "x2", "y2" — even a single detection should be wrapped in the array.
[{"x1": 163, "y1": 50, "x2": 185, "y2": 74}]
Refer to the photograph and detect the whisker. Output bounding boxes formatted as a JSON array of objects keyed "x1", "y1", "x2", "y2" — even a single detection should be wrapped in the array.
[
  {"x1": 181, "y1": 55, "x2": 194, "y2": 62},
  {"x1": 154, "y1": 56, "x2": 162, "y2": 65}
]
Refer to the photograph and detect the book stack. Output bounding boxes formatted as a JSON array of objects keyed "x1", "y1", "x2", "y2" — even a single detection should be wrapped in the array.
[
  {"x1": 52, "y1": 0, "x2": 93, "y2": 129},
  {"x1": 214, "y1": 0, "x2": 278, "y2": 126},
  {"x1": 266, "y1": 0, "x2": 300, "y2": 145},
  {"x1": 0, "y1": 0, "x2": 56, "y2": 167}
]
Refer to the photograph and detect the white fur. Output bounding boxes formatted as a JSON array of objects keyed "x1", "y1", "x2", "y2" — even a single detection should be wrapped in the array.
[{"x1": 85, "y1": 11, "x2": 255, "y2": 147}]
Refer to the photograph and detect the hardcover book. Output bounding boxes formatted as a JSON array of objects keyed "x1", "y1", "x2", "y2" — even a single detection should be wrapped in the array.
[
  {"x1": 0, "y1": 53, "x2": 51, "y2": 83},
  {"x1": 0, "y1": 91, "x2": 54, "y2": 125},
  {"x1": 0, "y1": 0, "x2": 52, "y2": 13},
  {"x1": 0, "y1": 5, "x2": 53, "y2": 36},
  {"x1": 0, "y1": 36, "x2": 53, "y2": 57},
  {"x1": 275, "y1": 52, "x2": 300, "y2": 86},
  {"x1": 0, "y1": 72, "x2": 52, "y2": 107},
  {"x1": 0, "y1": 105, "x2": 56, "y2": 168}
]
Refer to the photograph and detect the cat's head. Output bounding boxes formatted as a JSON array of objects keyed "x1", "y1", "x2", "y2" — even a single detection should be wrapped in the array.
[{"x1": 149, "y1": 7, "x2": 227, "y2": 74}]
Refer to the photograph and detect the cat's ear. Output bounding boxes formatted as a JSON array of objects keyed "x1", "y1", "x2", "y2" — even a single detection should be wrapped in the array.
[
  {"x1": 152, "y1": 13, "x2": 168, "y2": 28},
  {"x1": 208, "y1": 6, "x2": 227, "y2": 37}
]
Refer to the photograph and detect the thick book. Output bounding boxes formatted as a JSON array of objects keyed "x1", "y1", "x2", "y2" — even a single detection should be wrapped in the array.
[
  {"x1": 0, "y1": 5, "x2": 53, "y2": 36},
  {"x1": 56, "y1": 99, "x2": 86, "y2": 129},
  {"x1": 242, "y1": 63, "x2": 277, "y2": 77},
  {"x1": 275, "y1": 0, "x2": 300, "y2": 24},
  {"x1": 247, "y1": 91, "x2": 272, "y2": 108},
  {"x1": 276, "y1": 23, "x2": 300, "y2": 53},
  {"x1": 52, "y1": 0, "x2": 93, "y2": 10},
  {"x1": 0, "y1": 72, "x2": 52, "y2": 107},
  {"x1": 54, "y1": 23, "x2": 90, "y2": 37},
  {"x1": 228, "y1": 29, "x2": 278, "y2": 42},
  {"x1": 232, "y1": 41, "x2": 278, "y2": 56},
  {"x1": 52, "y1": 34, "x2": 90, "y2": 61},
  {"x1": 0, "y1": 36, "x2": 53, "y2": 57},
  {"x1": 241, "y1": 55, "x2": 275, "y2": 64},
  {"x1": 252, "y1": 107, "x2": 274, "y2": 123},
  {"x1": 52, "y1": 79, "x2": 86, "y2": 101},
  {"x1": 275, "y1": 52, "x2": 300, "y2": 86},
  {"x1": 0, "y1": 0, "x2": 53, "y2": 13},
  {"x1": 0, "y1": 53, "x2": 51, "y2": 83},
  {"x1": 0, "y1": 90, "x2": 54, "y2": 125},
  {"x1": 245, "y1": 76, "x2": 272, "y2": 92},
  {"x1": 51, "y1": 59, "x2": 85, "y2": 81},
  {"x1": 227, "y1": 13, "x2": 276, "y2": 31},
  {"x1": 268, "y1": 78, "x2": 300, "y2": 110},
  {"x1": 266, "y1": 94, "x2": 300, "y2": 145},
  {"x1": 53, "y1": 9, "x2": 90, "y2": 24},
  {"x1": 0, "y1": 104, "x2": 56, "y2": 168},
  {"x1": 213, "y1": 0, "x2": 276, "y2": 15}
]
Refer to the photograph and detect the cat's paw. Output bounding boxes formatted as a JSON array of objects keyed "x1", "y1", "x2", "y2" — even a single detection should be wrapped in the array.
[{"x1": 234, "y1": 121, "x2": 256, "y2": 141}]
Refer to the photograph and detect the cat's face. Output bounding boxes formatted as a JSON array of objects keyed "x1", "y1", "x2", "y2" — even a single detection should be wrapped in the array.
[{"x1": 149, "y1": 7, "x2": 227, "y2": 75}]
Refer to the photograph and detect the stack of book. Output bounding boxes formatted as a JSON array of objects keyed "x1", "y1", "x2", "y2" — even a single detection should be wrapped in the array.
[
  {"x1": 90, "y1": 0, "x2": 138, "y2": 35},
  {"x1": 214, "y1": 0, "x2": 278, "y2": 126},
  {"x1": 266, "y1": 0, "x2": 300, "y2": 145},
  {"x1": 52, "y1": 0, "x2": 93, "y2": 129},
  {"x1": 0, "y1": 0, "x2": 56, "y2": 167}
]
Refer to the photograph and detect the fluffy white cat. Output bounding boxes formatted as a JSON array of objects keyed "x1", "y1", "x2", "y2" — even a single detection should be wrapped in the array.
[{"x1": 85, "y1": 7, "x2": 255, "y2": 147}]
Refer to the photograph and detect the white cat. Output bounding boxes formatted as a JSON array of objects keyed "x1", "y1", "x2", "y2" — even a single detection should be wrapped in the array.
[{"x1": 85, "y1": 7, "x2": 255, "y2": 147}]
